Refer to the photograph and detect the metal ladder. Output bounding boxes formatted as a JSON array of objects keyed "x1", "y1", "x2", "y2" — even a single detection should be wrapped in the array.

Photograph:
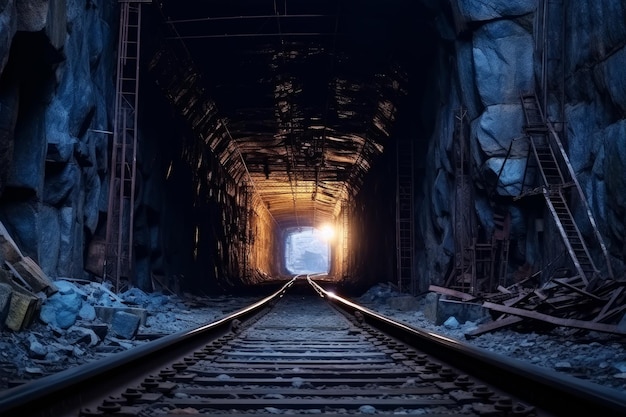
[
  {"x1": 449, "y1": 108, "x2": 474, "y2": 294},
  {"x1": 104, "y1": 1, "x2": 148, "y2": 292},
  {"x1": 341, "y1": 198, "x2": 350, "y2": 280},
  {"x1": 521, "y1": 92, "x2": 612, "y2": 286},
  {"x1": 395, "y1": 136, "x2": 415, "y2": 294}
]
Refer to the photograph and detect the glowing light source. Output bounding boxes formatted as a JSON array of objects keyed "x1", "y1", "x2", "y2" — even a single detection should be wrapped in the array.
[
  {"x1": 284, "y1": 226, "x2": 330, "y2": 274},
  {"x1": 319, "y1": 224, "x2": 335, "y2": 241}
]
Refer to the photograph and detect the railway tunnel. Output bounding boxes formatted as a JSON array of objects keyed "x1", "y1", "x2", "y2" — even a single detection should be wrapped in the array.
[
  {"x1": 1, "y1": 0, "x2": 626, "y2": 311},
  {"x1": 128, "y1": 0, "x2": 435, "y2": 295},
  {"x1": 4, "y1": 1, "x2": 626, "y2": 408}
]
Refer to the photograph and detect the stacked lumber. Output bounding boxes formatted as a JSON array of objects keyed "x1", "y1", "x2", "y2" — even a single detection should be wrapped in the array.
[
  {"x1": 430, "y1": 273, "x2": 626, "y2": 338},
  {"x1": 0, "y1": 221, "x2": 58, "y2": 331}
]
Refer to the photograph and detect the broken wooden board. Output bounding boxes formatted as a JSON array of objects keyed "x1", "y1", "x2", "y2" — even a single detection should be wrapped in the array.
[
  {"x1": 10, "y1": 257, "x2": 58, "y2": 296},
  {"x1": 0, "y1": 221, "x2": 24, "y2": 264},
  {"x1": 428, "y1": 285, "x2": 476, "y2": 301},
  {"x1": 0, "y1": 269, "x2": 40, "y2": 331},
  {"x1": 553, "y1": 277, "x2": 605, "y2": 301},
  {"x1": 482, "y1": 301, "x2": 626, "y2": 335},
  {"x1": 593, "y1": 286, "x2": 626, "y2": 323},
  {"x1": 465, "y1": 315, "x2": 524, "y2": 339}
]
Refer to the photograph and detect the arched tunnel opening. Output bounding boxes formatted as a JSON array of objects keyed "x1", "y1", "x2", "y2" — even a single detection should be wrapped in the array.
[{"x1": 104, "y1": 0, "x2": 444, "y2": 296}]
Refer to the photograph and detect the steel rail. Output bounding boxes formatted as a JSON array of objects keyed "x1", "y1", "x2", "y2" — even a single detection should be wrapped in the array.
[
  {"x1": 0, "y1": 277, "x2": 297, "y2": 417},
  {"x1": 307, "y1": 276, "x2": 626, "y2": 417},
  {"x1": 4, "y1": 275, "x2": 625, "y2": 417}
]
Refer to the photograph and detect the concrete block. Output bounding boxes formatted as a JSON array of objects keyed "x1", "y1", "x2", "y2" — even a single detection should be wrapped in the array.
[
  {"x1": 95, "y1": 305, "x2": 147, "y2": 325},
  {"x1": 420, "y1": 292, "x2": 490, "y2": 326},
  {"x1": 111, "y1": 311, "x2": 141, "y2": 340},
  {"x1": 435, "y1": 299, "x2": 490, "y2": 326}
]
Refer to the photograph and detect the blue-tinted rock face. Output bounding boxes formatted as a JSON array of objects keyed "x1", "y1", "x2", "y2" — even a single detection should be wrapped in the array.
[
  {"x1": 457, "y1": 0, "x2": 536, "y2": 22},
  {"x1": 473, "y1": 20, "x2": 535, "y2": 106},
  {"x1": 0, "y1": 0, "x2": 114, "y2": 279},
  {"x1": 415, "y1": 1, "x2": 626, "y2": 286}
]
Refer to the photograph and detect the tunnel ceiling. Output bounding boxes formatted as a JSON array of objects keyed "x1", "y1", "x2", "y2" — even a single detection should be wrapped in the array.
[{"x1": 152, "y1": 0, "x2": 430, "y2": 229}]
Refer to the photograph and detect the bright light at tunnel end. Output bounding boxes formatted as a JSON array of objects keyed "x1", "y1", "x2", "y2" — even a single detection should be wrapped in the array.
[{"x1": 319, "y1": 224, "x2": 335, "y2": 241}]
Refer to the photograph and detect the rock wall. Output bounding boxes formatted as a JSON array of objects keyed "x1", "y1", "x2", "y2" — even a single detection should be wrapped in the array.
[
  {"x1": 415, "y1": 0, "x2": 626, "y2": 290},
  {"x1": 562, "y1": 2, "x2": 626, "y2": 277},
  {"x1": 0, "y1": 0, "x2": 116, "y2": 279},
  {"x1": 0, "y1": 1, "x2": 294, "y2": 292}
]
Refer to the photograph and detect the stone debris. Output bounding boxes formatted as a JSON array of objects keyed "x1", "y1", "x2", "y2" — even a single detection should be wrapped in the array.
[
  {"x1": 0, "y1": 279, "x2": 622, "y2": 398},
  {"x1": 0, "y1": 265, "x2": 256, "y2": 390},
  {"x1": 110, "y1": 311, "x2": 141, "y2": 339},
  {"x1": 358, "y1": 284, "x2": 626, "y2": 394}
]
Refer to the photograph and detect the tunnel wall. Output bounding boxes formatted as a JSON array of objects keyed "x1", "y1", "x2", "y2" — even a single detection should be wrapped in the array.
[
  {"x1": 0, "y1": 1, "x2": 275, "y2": 293},
  {"x1": 413, "y1": 0, "x2": 626, "y2": 292},
  {"x1": 245, "y1": 198, "x2": 282, "y2": 283},
  {"x1": 0, "y1": 0, "x2": 116, "y2": 280},
  {"x1": 342, "y1": 143, "x2": 397, "y2": 295}
]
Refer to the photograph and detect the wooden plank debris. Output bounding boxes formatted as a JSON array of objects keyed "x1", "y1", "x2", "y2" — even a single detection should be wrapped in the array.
[
  {"x1": 436, "y1": 259, "x2": 626, "y2": 337},
  {"x1": 0, "y1": 221, "x2": 24, "y2": 264},
  {"x1": 482, "y1": 301, "x2": 626, "y2": 335},
  {"x1": 553, "y1": 278, "x2": 604, "y2": 301},
  {"x1": 0, "y1": 220, "x2": 60, "y2": 331},
  {"x1": 593, "y1": 286, "x2": 626, "y2": 323},
  {"x1": 0, "y1": 269, "x2": 40, "y2": 331},
  {"x1": 428, "y1": 285, "x2": 475, "y2": 301},
  {"x1": 11, "y1": 257, "x2": 58, "y2": 296},
  {"x1": 465, "y1": 315, "x2": 524, "y2": 339}
]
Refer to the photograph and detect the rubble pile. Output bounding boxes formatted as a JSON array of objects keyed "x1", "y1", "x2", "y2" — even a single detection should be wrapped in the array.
[{"x1": 0, "y1": 220, "x2": 251, "y2": 390}]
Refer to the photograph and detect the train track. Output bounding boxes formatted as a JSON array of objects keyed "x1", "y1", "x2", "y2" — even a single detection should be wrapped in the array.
[{"x1": 1, "y1": 276, "x2": 625, "y2": 416}]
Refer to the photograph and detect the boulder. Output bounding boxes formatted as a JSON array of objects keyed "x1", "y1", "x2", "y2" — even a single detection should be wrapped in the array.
[{"x1": 39, "y1": 282, "x2": 83, "y2": 329}]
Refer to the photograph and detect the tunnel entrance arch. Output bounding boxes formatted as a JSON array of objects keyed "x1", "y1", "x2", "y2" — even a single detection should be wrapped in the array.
[{"x1": 284, "y1": 226, "x2": 333, "y2": 275}]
